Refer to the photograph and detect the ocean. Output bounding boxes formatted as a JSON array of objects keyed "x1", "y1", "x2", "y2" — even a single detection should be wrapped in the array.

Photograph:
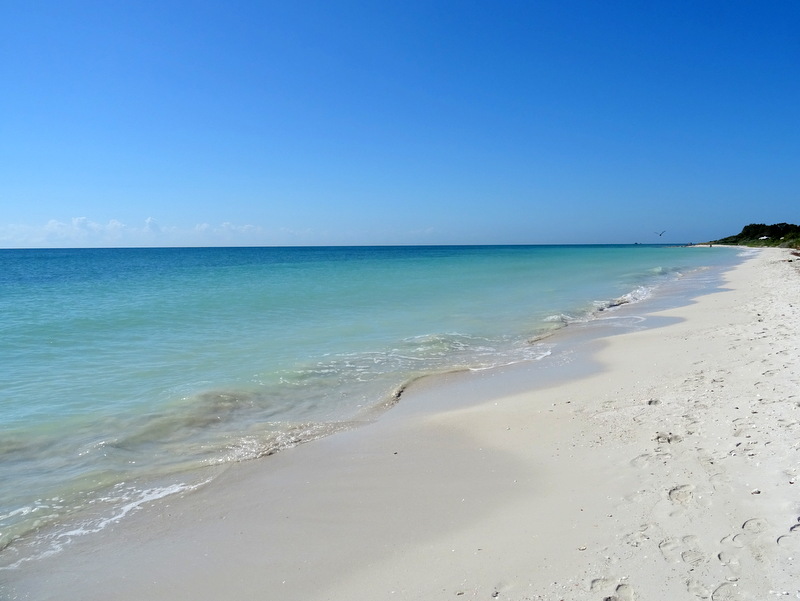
[{"x1": 0, "y1": 244, "x2": 742, "y2": 567}]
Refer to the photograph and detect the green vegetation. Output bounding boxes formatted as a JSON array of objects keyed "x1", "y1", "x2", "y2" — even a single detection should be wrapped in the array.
[{"x1": 709, "y1": 223, "x2": 800, "y2": 248}]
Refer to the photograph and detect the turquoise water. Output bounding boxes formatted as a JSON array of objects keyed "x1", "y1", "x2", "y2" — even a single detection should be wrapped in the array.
[{"x1": 0, "y1": 244, "x2": 741, "y2": 564}]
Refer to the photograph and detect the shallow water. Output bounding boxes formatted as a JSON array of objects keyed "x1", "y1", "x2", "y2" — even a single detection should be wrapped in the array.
[{"x1": 0, "y1": 244, "x2": 741, "y2": 564}]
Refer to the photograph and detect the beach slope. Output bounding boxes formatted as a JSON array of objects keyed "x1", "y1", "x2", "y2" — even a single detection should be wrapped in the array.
[{"x1": 5, "y1": 248, "x2": 799, "y2": 601}]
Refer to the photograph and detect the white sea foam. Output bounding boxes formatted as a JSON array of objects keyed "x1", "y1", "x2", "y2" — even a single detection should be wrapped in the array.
[
  {"x1": 738, "y1": 248, "x2": 761, "y2": 257},
  {"x1": 0, "y1": 479, "x2": 210, "y2": 570}
]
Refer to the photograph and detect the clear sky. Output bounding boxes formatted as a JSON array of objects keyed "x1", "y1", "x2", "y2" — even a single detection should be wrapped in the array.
[{"x1": 1, "y1": 1, "x2": 798, "y2": 247}]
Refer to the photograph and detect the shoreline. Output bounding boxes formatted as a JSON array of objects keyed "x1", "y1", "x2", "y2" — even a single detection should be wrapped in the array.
[
  {"x1": 4, "y1": 247, "x2": 799, "y2": 600},
  {"x1": 0, "y1": 245, "x2": 738, "y2": 559}
]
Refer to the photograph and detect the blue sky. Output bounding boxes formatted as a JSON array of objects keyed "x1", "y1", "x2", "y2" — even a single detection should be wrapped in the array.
[{"x1": 1, "y1": 1, "x2": 798, "y2": 247}]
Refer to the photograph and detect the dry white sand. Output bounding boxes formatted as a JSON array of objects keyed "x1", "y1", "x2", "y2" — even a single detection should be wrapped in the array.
[{"x1": 4, "y1": 247, "x2": 799, "y2": 601}]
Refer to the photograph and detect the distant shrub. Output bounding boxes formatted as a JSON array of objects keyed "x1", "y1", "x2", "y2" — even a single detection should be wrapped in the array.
[{"x1": 711, "y1": 223, "x2": 800, "y2": 248}]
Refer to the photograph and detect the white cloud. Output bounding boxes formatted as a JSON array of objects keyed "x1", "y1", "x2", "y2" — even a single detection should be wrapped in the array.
[
  {"x1": 143, "y1": 217, "x2": 161, "y2": 234},
  {"x1": 0, "y1": 218, "x2": 453, "y2": 248},
  {"x1": 0, "y1": 218, "x2": 268, "y2": 248}
]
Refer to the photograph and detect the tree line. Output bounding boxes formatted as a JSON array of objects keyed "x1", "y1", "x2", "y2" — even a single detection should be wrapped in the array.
[{"x1": 710, "y1": 223, "x2": 800, "y2": 248}]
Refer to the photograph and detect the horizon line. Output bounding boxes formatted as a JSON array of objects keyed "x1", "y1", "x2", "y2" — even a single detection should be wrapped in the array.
[{"x1": 0, "y1": 242, "x2": 698, "y2": 251}]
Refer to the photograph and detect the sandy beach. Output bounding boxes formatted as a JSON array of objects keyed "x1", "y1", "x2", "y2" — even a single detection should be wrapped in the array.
[{"x1": 4, "y1": 247, "x2": 799, "y2": 601}]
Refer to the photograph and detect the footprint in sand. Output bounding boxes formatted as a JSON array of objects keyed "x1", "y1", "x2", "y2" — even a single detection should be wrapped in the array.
[
  {"x1": 741, "y1": 517, "x2": 768, "y2": 535},
  {"x1": 590, "y1": 577, "x2": 611, "y2": 592},
  {"x1": 719, "y1": 533, "x2": 744, "y2": 549},
  {"x1": 710, "y1": 582, "x2": 744, "y2": 600},
  {"x1": 681, "y1": 548, "x2": 705, "y2": 566},
  {"x1": 589, "y1": 575, "x2": 636, "y2": 600},
  {"x1": 776, "y1": 519, "x2": 800, "y2": 555},
  {"x1": 658, "y1": 535, "x2": 704, "y2": 566},
  {"x1": 658, "y1": 538, "x2": 683, "y2": 563},
  {"x1": 622, "y1": 523, "x2": 658, "y2": 548},
  {"x1": 722, "y1": 518, "x2": 770, "y2": 563},
  {"x1": 630, "y1": 451, "x2": 671, "y2": 469},
  {"x1": 668, "y1": 484, "x2": 695, "y2": 505},
  {"x1": 709, "y1": 472, "x2": 732, "y2": 493},
  {"x1": 744, "y1": 517, "x2": 770, "y2": 545},
  {"x1": 717, "y1": 550, "x2": 741, "y2": 577},
  {"x1": 603, "y1": 583, "x2": 635, "y2": 601},
  {"x1": 686, "y1": 578, "x2": 711, "y2": 599}
]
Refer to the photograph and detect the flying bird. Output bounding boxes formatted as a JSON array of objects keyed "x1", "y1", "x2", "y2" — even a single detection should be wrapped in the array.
[{"x1": 654, "y1": 230, "x2": 666, "y2": 236}]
